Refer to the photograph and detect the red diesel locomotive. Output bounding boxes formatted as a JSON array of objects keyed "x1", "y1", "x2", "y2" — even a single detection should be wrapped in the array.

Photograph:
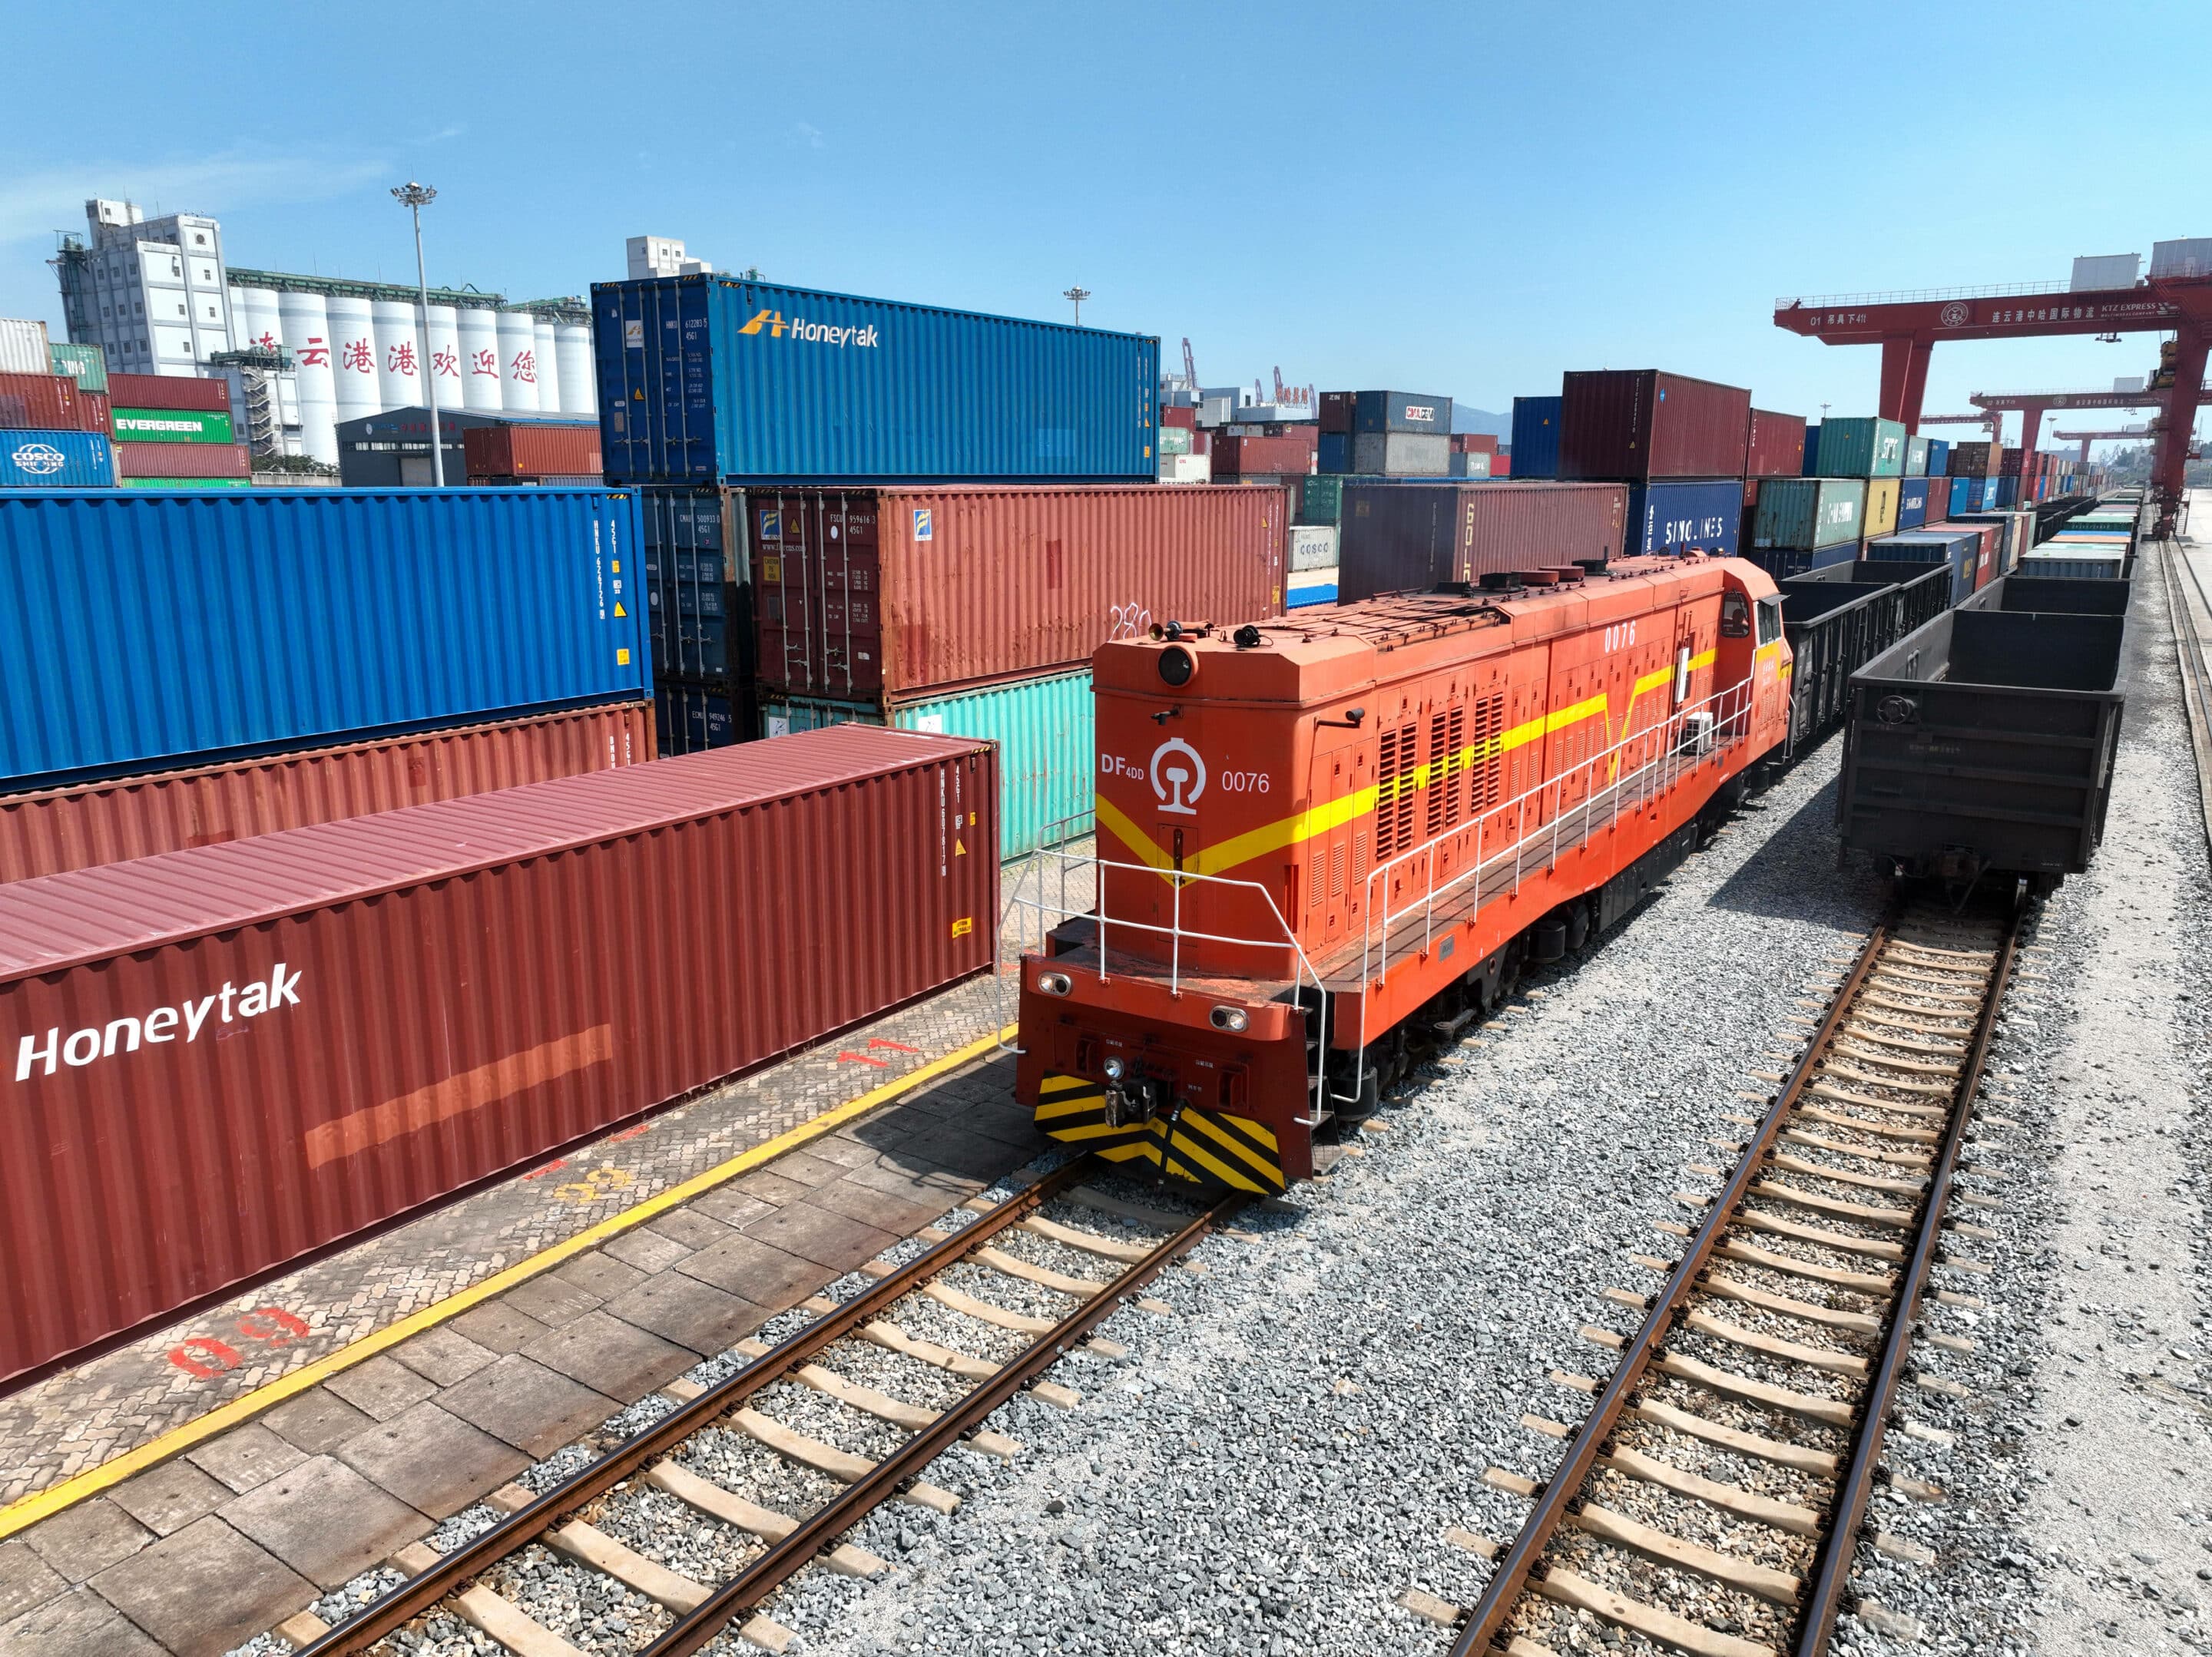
[{"x1": 1014, "y1": 554, "x2": 1793, "y2": 1193}]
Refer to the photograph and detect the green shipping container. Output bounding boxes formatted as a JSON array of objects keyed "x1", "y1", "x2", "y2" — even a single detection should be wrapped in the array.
[
  {"x1": 1298, "y1": 474, "x2": 1387, "y2": 526},
  {"x1": 1752, "y1": 478, "x2": 1866, "y2": 550},
  {"x1": 120, "y1": 477, "x2": 254, "y2": 489},
  {"x1": 761, "y1": 669, "x2": 1094, "y2": 861},
  {"x1": 1903, "y1": 434, "x2": 1929, "y2": 477},
  {"x1": 1815, "y1": 417, "x2": 1906, "y2": 478},
  {"x1": 1158, "y1": 425, "x2": 1192, "y2": 456},
  {"x1": 48, "y1": 342, "x2": 108, "y2": 392},
  {"x1": 111, "y1": 407, "x2": 235, "y2": 443}
]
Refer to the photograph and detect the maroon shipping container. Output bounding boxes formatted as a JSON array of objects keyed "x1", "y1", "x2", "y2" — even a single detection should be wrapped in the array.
[
  {"x1": 1746, "y1": 408, "x2": 1808, "y2": 478},
  {"x1": 2, "y1": 701, "x2": 652, "y2": 886},
  {"x1": 1999, "y1": 446, "x2": 2024, "y2": 478},
  {"x1": 0, "y1": 372, "x2": 105, "y2": 433},
  {"x1": 1161, "y1": 405, "x2": 1197, "y2": 431},
  {"x1": 1558, "y1": 369, "x2": 1752, "y2": 481},
  {"x1": 114, "y1": 440, "x2": 253, "y2": 479},
  {"x1": 752, "y1": 483, "x2": 1287, "y2": 702},
  {"x1": 1490, "y1": 452, "x2": 1511, "y2": 478},
  {"x1": 1336, "y1": 481, "x2": 1630, "y2": 602},
  {"x1": 1211, "y1": 433, "x2": 1316, "y2": 477},
  {"x1": 105, "y1": 372, "x2": 231, "y2": 413},
  {"x1": 463, "y1": 422, "x2": 603, "y2": 479},
  {"x1": 1318, "y1": 392, "x2": 1355, "y2": 433},
  {"x1": 0, "y1": 725, "x2": 997, "y2": 1385},
  {"x1": 1948, "y1": 442, "x2": 1995, "y2": 478},
  {"x1": 1450, "y1": 432, "x2": 1499, "y2": 455}
]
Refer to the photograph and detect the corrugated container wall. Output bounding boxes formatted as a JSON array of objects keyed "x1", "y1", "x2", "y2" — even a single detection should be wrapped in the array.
[
  {"x1": 1336, "y1": 481, "x2": 1628, "y2": 601},
  {"x1": 0, "y1": 373, "x2": 104, "y2": 433},
  {"x1": 2, "y1": 703, "x2": 653, "y2": 885},
  {"x1": 114, "y1": 441, "x2": 252, "y2": 479},
  {"x1": 0, "y1": 490, "x2": 652, "y2": 791},
  {"x1": 641, "y1": 487, "x2": 754, "y2": 686},
  {"x1": 1627, "y1": 479, "x2": 1742, "y2": 557},
  {"x1": 48, "y1": 342, "x2": 106, "y2": 393},
  {"x1": 1746, "y1": 409, "x2": 1807, "y2": 477},
  {"x1": 0, "y1": 726, "x2": 998, "y2": 1385},
  {"x1": 1896, "y1": 478, "x2": 1931, "y2": 531},
  {"x1": 0, "y1": 319, "x2": 51, "y2": 376},
  {"x1": 1948, "y1": 442, "x2": 1995, "y2": 478},
  {"x1": 1350, "y1": 432, "x2": 1452, "y2": 476},
  {"x1": 1926, "y1": 438, "x2": 1950, "y2": 477},
  {"x1": 106, "y1": 372, "x2": 230, "y2": 413},
  {"x1": 1352, "y1": 392, "x2": 1452, "y2": 435},
  {"x1": 1, "y1": 431, "x2": 114, "y2": 488},
  {"x1": 463, "y1": 422, "x2": 604, "y2": 478},
  {"x1": 656, "y1": 682, "x2": 750, "y2": 754},
  {"x1": 1815, "y1": 418, "x2": 1907, "y2": 478},
  {"x1": 594, "y1": 276, "x2": 1157, "y2": 485},
  {"x1": 1904, "y1": 435, "x2": 1930, "y2": 477},
  {"x1": 1212, "y1": 434, "x2": 1315, "y2": 477},
  {"x1": 1558, "y1": 370, "x2": 1751, "y2": 480},
  {"x1": 750, "y1": 484, "x2": 1286, "y2": 703},
  {"x1": 1510, "y1": 396, "x2": 1562, "y2": 478},
  {"x1": 1752, "y1": 478, "x2": 1866, "y2": 551},
  {"x1": 1865, "y1": 477, "x2": 1901, "y2": 539}
]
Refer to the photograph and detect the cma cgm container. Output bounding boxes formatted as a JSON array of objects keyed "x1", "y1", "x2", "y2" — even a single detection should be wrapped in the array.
[
  {"x1": 1816, "y1": 418, "x2": 1907, "y2": 478},
  {"x1": 1627, "y1": 479, "x2": 1741, "y2": 557},
  {"x1": 0, "y1": 725, "x2": 996, "y2": 1385},
  {"x1": 761, "y1": 668, "x2": 1091, "y2": 861},
  {"x1": 750, "y1": 484, "x2": 1286, "y2": 703},
  {"x1": 1336, "y1": 481, "x2": 1628, "y2": 601},
  {"x1": 1, "y1": 430, "x2": 114, "y2": 488},
  {"x1": 0, "y1": 489, "x2": 651, "y2": 792},
  {"x1": 1, "y1": 703, "x2": 652, "y2": 885},
  {"x1": 1510, "y1": 395, "x2": 1562, "y2": 478},
  {"x1": 1753, "y1": 477, "x2": 1866, "y2": 552},
  {"x1": 1746, "y1": 408, "x2": 1808, "y2": 477},
  {"x1": 1558, "y1": 369, "x2": 1751, "y2": 480},
  {"x1": 1352, "y1": 391, "x2": 1452, "y2": 435},
  {"x1": 594, "y1": 275, "x2": 1157, "y2": 485}
]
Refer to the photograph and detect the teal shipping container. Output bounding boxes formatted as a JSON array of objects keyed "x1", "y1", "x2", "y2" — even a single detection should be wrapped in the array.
[
  {"x1": 1752, "y1": 477, "x2": 1866, "y2": 551},
  {"x1": 760, "y1": 669, "x2": 1092, "y2": 861},
  {"x1": 1816, "y1": 418, "x2": 1906, "y2": 478},
  {"x1": 1904, "y1": 434, "x2": 1930, "y2": 477},
  {"x1": 48, "y1": 342, "x2": 108, "y2": 392}
]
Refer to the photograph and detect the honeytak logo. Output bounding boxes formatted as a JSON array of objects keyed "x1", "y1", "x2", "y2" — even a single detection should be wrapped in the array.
[
  {"x1": 737, "y1": 309, "x2": 881, "y2": 349},
  {"x1": 10, "y1": 442, "x2": 66, "y2": 476},
  {"x1": 15, "y1": 964, "x2": 303, "y2": 1083}
]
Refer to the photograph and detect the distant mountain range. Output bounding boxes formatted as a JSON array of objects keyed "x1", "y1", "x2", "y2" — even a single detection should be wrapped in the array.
[{"x1": 1453, "y1": 405, "x2": 1513, "y2": 439}]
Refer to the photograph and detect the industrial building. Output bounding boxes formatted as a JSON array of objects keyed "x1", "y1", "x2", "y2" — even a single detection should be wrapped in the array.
[{"x1": 333, "y1": 405, "x2": 590, "y2": 487}]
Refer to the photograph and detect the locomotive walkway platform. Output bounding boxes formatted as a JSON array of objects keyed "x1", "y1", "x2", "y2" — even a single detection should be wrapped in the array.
[{"x1": 0, "y1": 925, "x2": 1056, "y2": 1655}]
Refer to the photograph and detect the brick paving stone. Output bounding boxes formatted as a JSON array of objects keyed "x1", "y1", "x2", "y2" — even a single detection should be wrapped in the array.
[
  {"x1": 676, "y1": 1236, "x2": 826, "y2": 1313},
  {"x1": 645, "y1": 1209, "x2": 737, "y2": 1252},
  {"x1": 90, "y1": 1516, "x2": 313, "y2": 1657},
  {"x1": 107, "y1": 1460, "x2": 230, "y2": 1538},
  {"x1": 185, "y1": 1422, "x2": 308, "y2": 1495},
  {"x1": 321, "y1": 1354, "x2": 438, "y2": 1423},
  {"x1": 387, "y1": 1325, "x2": 498, "y2": 1391},
  {"x1": 739, "y1": 1202, "x2": 902, "y2": 1272},
  {"x1": 551, "y1": 1252, "x2": 647, "y2": 1304},
  {"x1": 0, "y1": 1543, "x2": 65, "y2": 1625},
  {"x1": 260, "y1": 1390, "x2": 378, "y2": 1457},
  {"x1": 521, "y1": 1312, "x2": 696, "y2": 1403},
  {"x1": 600, "y1": 1273, "x2": 766, "y2": 1357},
  {"x1": 686, "y1": 1187, "x2": 776, "y2": 1230},
  {"x1": 601, "y1": 1229, "x2": 694, "y2": 1275},
  {"x1": 447, "y1": 1301, "x2": 552, "y2": 1357},
  {"x1": 497, "y1": 1274, "x2": 603, "y2": 1330},
  {"x1": 336, "y1": 1402, "x2": 527, "y2": 1520},
  {"x1": 219, "y1": 1455, "x2": 429, "y2": 1590},
  {"x1": 18, "y1": 1498, "x2": 149, "y2": 1585},
  {"x1": 0, "y1": 1584, "x2": 165, "y2": 1657},
  {"x1": 435, "y1": 1356, "x2": 617, "y2": 1460}
]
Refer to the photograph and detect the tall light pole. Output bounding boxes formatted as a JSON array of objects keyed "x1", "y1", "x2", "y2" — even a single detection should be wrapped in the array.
[
  {"x1": 392, "y1": 181, "x2": 444, "y2": 486},
  {"x1": 1063, "y1": 285, "x2": 1091, "y2": 326}
]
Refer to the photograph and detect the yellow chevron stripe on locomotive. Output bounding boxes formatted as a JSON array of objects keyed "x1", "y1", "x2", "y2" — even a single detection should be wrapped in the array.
[{"x1": 1033, "y1": 1074, "x2": 1286, "y2": 1193}]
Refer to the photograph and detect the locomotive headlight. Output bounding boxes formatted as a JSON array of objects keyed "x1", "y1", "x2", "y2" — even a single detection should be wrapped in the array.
[
  {"x1": 1158, "y1": 645, "x2": 1197, "y2": 688},
  {"x1": 1038, "y1": 971, "x2": 1072, "y2": 996},
  {"x1": 1210, "y1": 1005, "x2": 1249, "y2": 1032},
  {"x1": 1102, "y1": 1056, "x2": 1126, "y2": 1082}
]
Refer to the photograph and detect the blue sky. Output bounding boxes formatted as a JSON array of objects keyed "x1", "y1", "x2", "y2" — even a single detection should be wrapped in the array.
[{"x1": 3, "y1": 0, "x2": 2204, "y2": 451}]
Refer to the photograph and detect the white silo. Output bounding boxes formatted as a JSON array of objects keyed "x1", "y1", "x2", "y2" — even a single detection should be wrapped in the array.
[
  {"x1": 325, "y1": 296, "x2": 380, "y2": 425},
  {"x1": 495, "y1": 311, "x2": 540, "y2": 413},
  {"x1": 236, "y1": 286, "x2": 286, "y2": 356},
  {"x1": 370, "y1": 299, "x2": 423, "y2": 411},
  {"x1": 280, "y1": 291, "x2": 339, "y2": 465},
  {"x1": 555, "y1": 322, "x2": 596, "y2": 416},
  {"x1": 532, "y1": 319, "x2": 562, "y2": 418},
  {"x1": 455, "y1": 307, "x2": 503, "y2": 411},
  {"x1": 422, "y1": 303, "x2": 463, "y2": 415}
]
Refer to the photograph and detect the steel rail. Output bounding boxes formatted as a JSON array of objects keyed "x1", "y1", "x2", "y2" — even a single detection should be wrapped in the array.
[
  {"x1": 299, "y1": 1159, "x2": 1103, "y2": 1655},
  {"x1": 1793, "y1": 905, "x2": 2019, "y2": 1655},
  {"x1": 1446, "y1": 911, "x2": 1899, "y2": 1657}
]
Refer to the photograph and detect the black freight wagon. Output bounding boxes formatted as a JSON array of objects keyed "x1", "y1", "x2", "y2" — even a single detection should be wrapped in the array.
[
  {"x1": 1958, "y1": 574, "x2": 2132, "y2": 617},
  {"x1": 1838, "y1": 604, "x2": 2128, "y2": 892},
  {"x1": 1776, "y1": 562, "x2": 1950, "y2": 762}
]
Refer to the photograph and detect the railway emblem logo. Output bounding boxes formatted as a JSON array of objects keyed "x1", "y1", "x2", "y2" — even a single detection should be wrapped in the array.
[
  {"x1": 1151, "y1": 738, "x2": 1206, "y2": 815},
  {"x1": 11, "y1": 442, "x2": 65, "y2": 476},
  {"x1": 1938, "y1": 303, "x2": 1970, "y2": 329}
]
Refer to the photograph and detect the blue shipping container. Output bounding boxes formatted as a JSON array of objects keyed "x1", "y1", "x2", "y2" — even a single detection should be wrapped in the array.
[
  {"x1": 1742, "y1": 540, "x2": 1858, "y2": 580},
  {"x1": 1287, "y1": 568, "x2": 1339, "y2": 607},
  {"x1": 1627, "y1": 479, "x2": 1742, "y2": 557},
  {"x1": 1896, "y1": 478, "x2": 1930, "y2": 530},
  {"x1": 1995, "y1": 476, "x2": 2019, "y2": 507},
  {"x1": 1509, "y1": 396, "x2": 1561, "y2": 478},
  {"x1": 1, "y1": 430, "x2": 114, "y2": 489},
  {"x1": 1868, "y1": 531, "x2": 1979, "y2": 604},
  {"x1": 1977, "y1": 478, "x2": 2001, "y2": 510},
  {"x1": 1318, "y1": 432, "x2": 1351, "y2": 473},
  {"x1": 1801, "y1": 424, "x2": 1822, "y2": 475},
  {"x1": 1926, "y1": 438, "x2": 1950, "y2": 477},
  {"x1": 656, "y1": 682, "x2": 747, "y2": 755},
  {"x1": 1949, "y1": 476, "x2": 1976, "y2": 515},
  {"x1": 594, "y1": 276, "x2": 1157, "y2": 485},
  {"x1": 640, "y1": 487, "x2": 753, "y2": 683},
  {"x1": 1, "y1": 488, "x2": 651, "y2": 791}
]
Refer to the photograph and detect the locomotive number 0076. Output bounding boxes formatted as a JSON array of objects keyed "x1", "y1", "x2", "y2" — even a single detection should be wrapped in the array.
[
  {"x1": 1219, "y1": 771, "x2": 1272, "y2": 794},
  {"x1": 1604, "y1": 620, "x2": 1639, "y2": 652}
]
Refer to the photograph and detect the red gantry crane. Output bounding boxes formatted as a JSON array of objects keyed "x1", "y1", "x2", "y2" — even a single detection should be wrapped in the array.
[
  {"x1": 2050, "y1": 425, "x2": 2154, "y2": 465},
  {"x1": 1916, "y1": 411, "x2": 2005, "y2": 442},
  {"x1": 1774, "y1": 269, "x2": 2212, "y2": 535},
  {"x1": 1968, "y1": 385, "x2": 2173, "y2": 471}
]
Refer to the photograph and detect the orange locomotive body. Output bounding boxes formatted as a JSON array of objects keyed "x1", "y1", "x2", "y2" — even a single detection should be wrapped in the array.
[{"x1": 1014, "y1": 554, "x2": 1793, "y2": 1194}]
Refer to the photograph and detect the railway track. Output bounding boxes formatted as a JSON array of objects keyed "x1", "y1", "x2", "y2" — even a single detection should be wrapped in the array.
[
  {"x1": 1431, "y1": 898, "x2": 2021, "y2": 1657},
  {"x1": 293, "y1": 1161, "x2": 1234, "y2": 1657}
]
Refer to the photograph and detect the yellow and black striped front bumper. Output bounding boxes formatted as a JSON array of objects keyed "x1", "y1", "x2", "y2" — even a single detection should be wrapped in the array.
[{"x1": 1033, "y1": 1074, "x2": 1286, "y2": 1193}]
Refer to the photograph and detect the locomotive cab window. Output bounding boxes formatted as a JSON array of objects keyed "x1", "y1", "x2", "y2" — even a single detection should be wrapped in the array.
[
  {"x1": 1719, "y1": 591, "x2": 1751, "y2": 639},
  {"x1": 1757, "y1": 597, "x2": 1781, "y2": 646}
]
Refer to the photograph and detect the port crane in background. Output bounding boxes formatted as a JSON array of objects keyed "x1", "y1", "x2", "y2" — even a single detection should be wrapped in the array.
[
  {"x1": 1916, "y1": 411, "x2": 2005, "y2": 442},
  {"x1": 1774, "y1": 268, "x2": 2212, "y2": 535},
  {"x1": 1966, "y1": 385, "x2": 2183, "y2": 477},
  {"x1": 2049, "y1": 425, "x2": 2167, "y2": 465},
  {"x1": 1182, "y1": 338, "x2": 1197, "y2": 384}
]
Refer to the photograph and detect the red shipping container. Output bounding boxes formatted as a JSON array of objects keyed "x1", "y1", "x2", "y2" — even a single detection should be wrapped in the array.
[
  {"x1": 463, "y1": 422, "x2": 603, "y2": 478},
  {"x1": 105, "y1": 372, "x2": 231, "y2": 413},
  {"x1": 1, "y1": 701, "x2": 651, "y2": 886},
  {"x1": 1999, "y1": 446, "x2": 2024, "y2": 477},
  {"x1": 1490, "y1": 452, "x2": 1511, "y2": 477},
  {"x1": 1211, "y1": 433, "x2": 1316, "y2": 477},
  {"x1": 1559, "y1": 369, "x2": 1752, "y2": 480},
  {"x1": 0, "y1": 372, "x2": 107, "y2": 433},
  {"x1": 0, "y1": 725, "x2": 997, "y2": 1385},
  {"x1": 1161, "y1": 405, "x2": 1197, "y2": 430},
  {"x1": 114, "y1": 440, "x2": 253, "y2": 479},
  {"x1": 1746, "y1": 408, "x2": 1808, "y2": 478},
  {"x1": 753, "y1": 484, "x2": 1288, "y2": 701},
  {"x1": 1336, "y1": 481, "x2": 1630, "y2": 601},
  {"x1": 1450, "y1": 433, "x2": 1499, "y2": 455},
  {"x1": 1318, "y1": 392, "x2": 1355, "y2": 433}
]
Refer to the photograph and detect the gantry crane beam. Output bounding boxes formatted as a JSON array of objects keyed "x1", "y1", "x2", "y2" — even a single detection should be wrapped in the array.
[
  {"x1": 1966, "y1": 387, "x2": 2171, "y2": 474},
  {"x1": 2049, "y1": 425, "x2": 2156, "y2": 464},
  {"x1": 1916, "y1": 412, "x2": 2004, "y2": 441}
]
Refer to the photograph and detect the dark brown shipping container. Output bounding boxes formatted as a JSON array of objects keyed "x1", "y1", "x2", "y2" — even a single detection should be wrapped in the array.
[
  {"x1": 1745, "y1": 408, "x2": 1808, "y2": 478},
  {"x1": 105, "y1": 371, "x2": 231, "y2": 413},
  {"x1": 1450, "y1": 432, "x2": 1498, "y2": 455},
  {"x1": 114, "y1": 440, "x2": 253, "y2": 479},
  {"x1": 1210, "y1": 432, "x2": 1316, "y2": 477},
  {"x1": 1, "y1": 701, "x2": 652, "y2": 886},
  {"x1": 1948, "y1": 442, "x2": 1995, "y2": 478},
  {"x1": 1558, "y1": 369, "x2": 1752, "y2": 481},
  {"x1": 1161, "y1": 405, "x2": 1197, "y2": 430},
  {"x1": 0, "y1": 725, "x2": 997, "y2": 1385},
  {"x1": 753, "y1": 483, "x2": 1288, "y2": 702},
  {"x1": 1999, "y1": 446, "x2": 2024, "y2": 478},
  {"x1": 1336, "y1": 481, "x2": 1630, "y2": 602},
  {"x1": 462, "y1": 422, "x2": 604, "y2": 479},
  {"x1": 1318, "y1": 391, "x2": 1355, "y2": 433},
  {"x1": 0, "y1": 372, "x2": 104, "y2": 433}
]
